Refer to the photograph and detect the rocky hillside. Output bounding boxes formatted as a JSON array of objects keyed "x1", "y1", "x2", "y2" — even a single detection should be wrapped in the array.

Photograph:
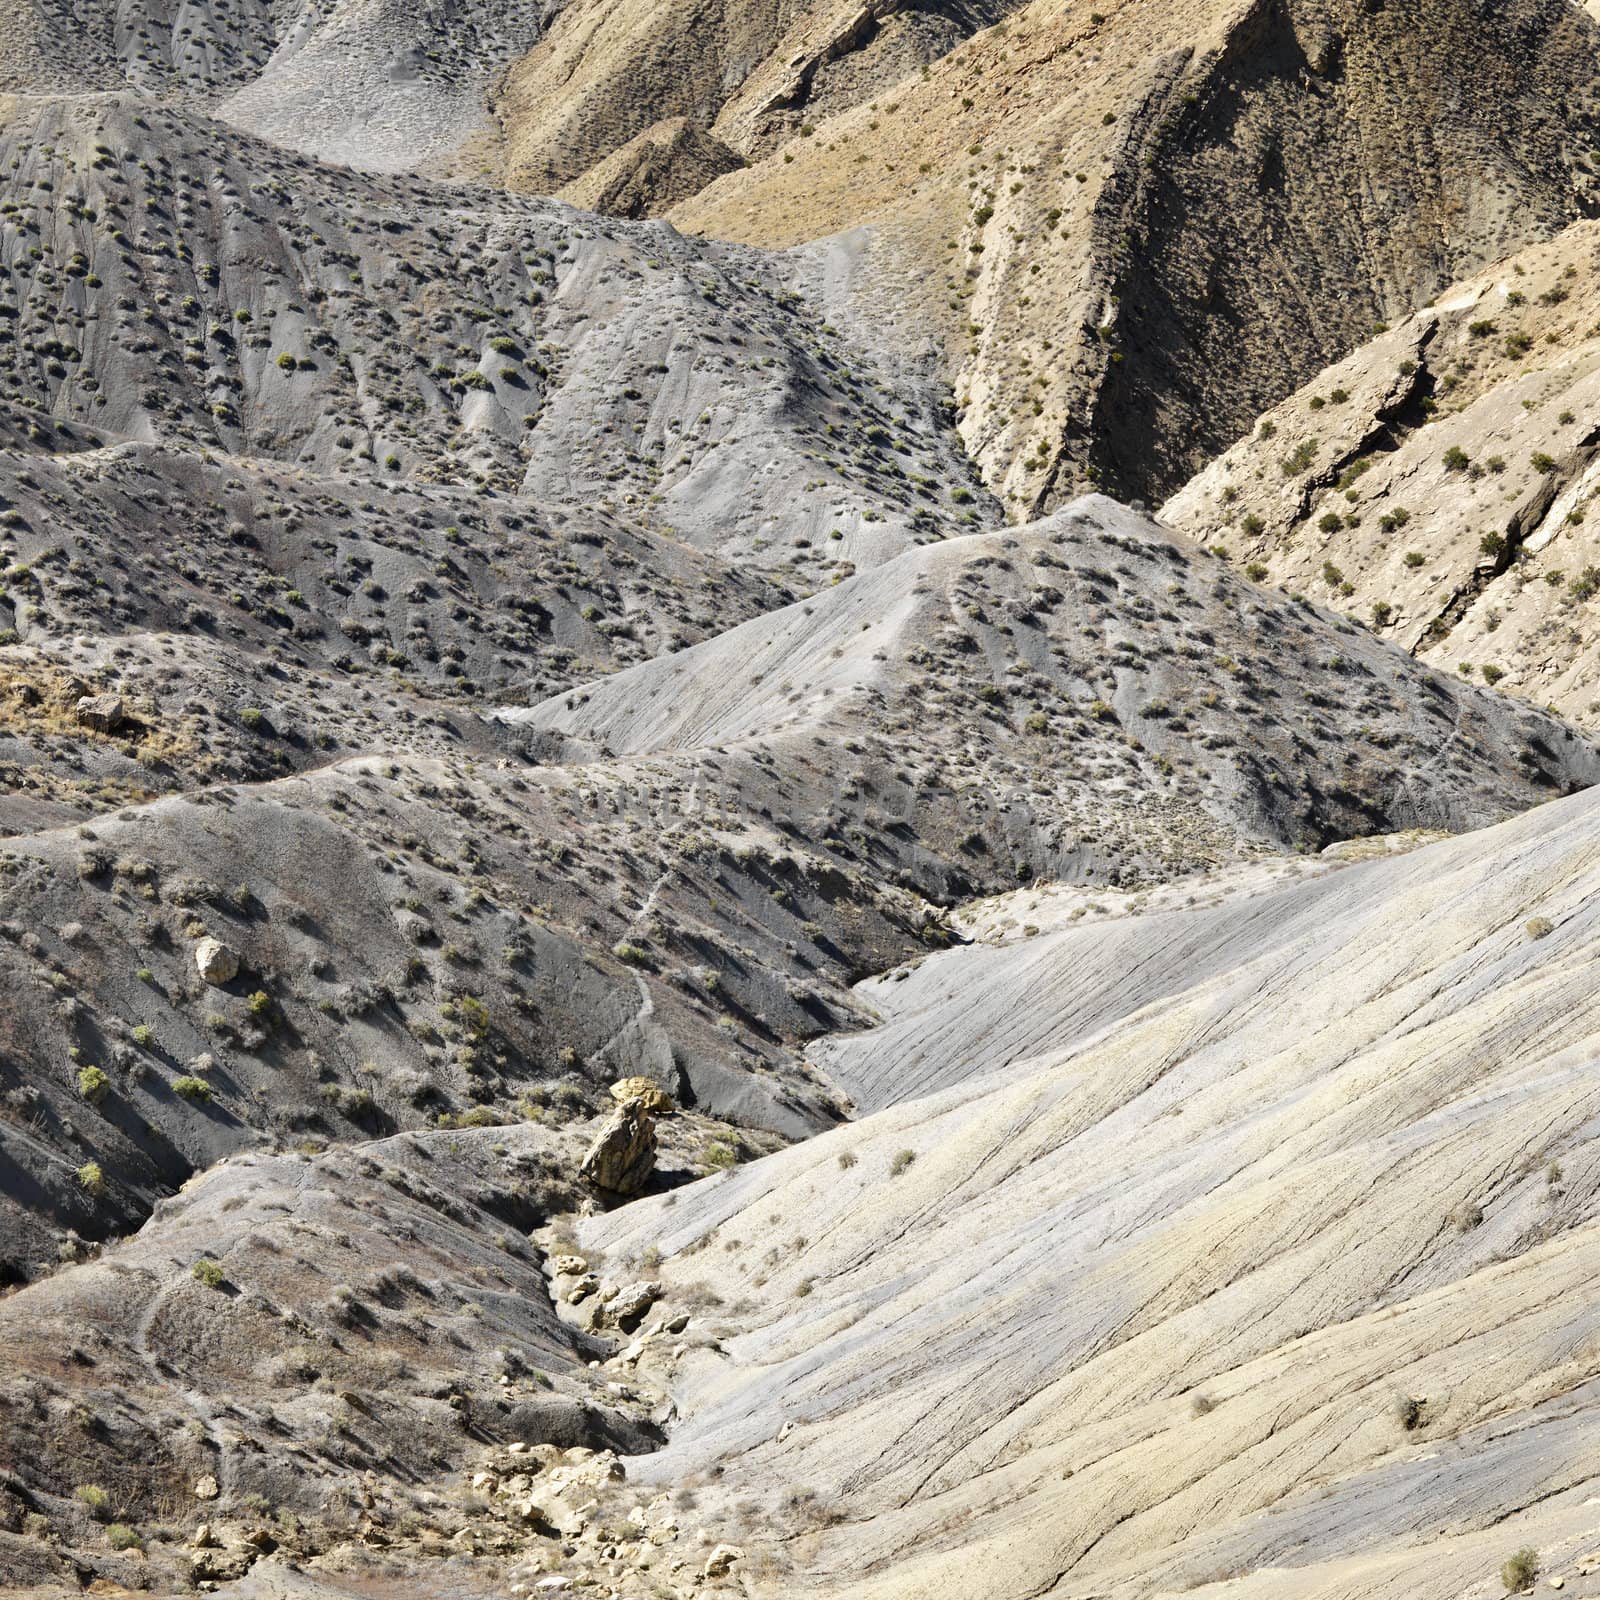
[
  {"x1": 591, "y1": 784, "x2": 1600, "y2": 1600},
  {"x1": 0, "y1": 95, "x2": 992, "y2": 579},
  {"x1": 6, "y1": 3, "x2": 1600, "y2": 1600},
  {"x1": 496, "y1": 0, "x2": 1021, "y2": 199},
  {"x1": 10, "y1": 491, "x2": 1584, "y2": 1284},
  {"x1": 1164, "y1": 218, "x2": 1600, "y2": 729},
  {"x1": 667, "y1": 0, "x2": 1600, "y2": 514},
  {"x1": 506, "y1": 495, "x2": 1597, "y2": 874}
]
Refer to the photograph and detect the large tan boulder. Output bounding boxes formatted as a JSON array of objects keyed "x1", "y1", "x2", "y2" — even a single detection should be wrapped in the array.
[
  {"x1": 194, "y1": 937, "x2": 239, "y2": 986},
  {"x1": 579, "y1": 1101, "x2": 656, "y2": 1194},
  {"x1": 609, "y1": 1076, "x2": 675, "y2": 1116}
]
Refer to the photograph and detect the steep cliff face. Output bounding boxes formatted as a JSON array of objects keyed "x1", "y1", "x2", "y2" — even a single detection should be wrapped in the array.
[
  {"x1": 1068, "y1": 0, "x2": 1600, "y2": 506},
  {"x1": 494, "y1": 0, "x2": 1019, "y2": 200},
  {"x1": 673, "y1": 0, "x2": 1600, "y2": 514}
]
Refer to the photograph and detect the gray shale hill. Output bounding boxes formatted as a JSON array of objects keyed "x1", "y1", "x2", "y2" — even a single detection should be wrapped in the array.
[{"x1": 4, "y1": 1, "x2": 1600, "y2": 1599}]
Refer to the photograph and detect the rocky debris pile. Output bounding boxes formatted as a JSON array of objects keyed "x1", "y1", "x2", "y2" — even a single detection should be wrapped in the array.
[
  {"x1": 464, "y1": 1442, "x2": 746, "y2": 1597},
  {"x1": 548, "y1": 1253, "x2": 681, "y2": 1338},
  {"x1": 579, "y1": 1080, "x2": 677, "y2": 1196}
]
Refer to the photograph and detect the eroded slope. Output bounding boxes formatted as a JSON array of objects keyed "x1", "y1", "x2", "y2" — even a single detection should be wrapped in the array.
[
  {"x1": 1163, "y1": 219, "x2": 1600, "y2": 729},
  {"x1": 672, "y1": 0, "x2": 1600, "y2": 514},
  {"x1": 588, "y1": 785, "x2": 1600, "y2": 1599},
  {"x1": 0, "y1": 96, "x2": 994, "y2": 579}
]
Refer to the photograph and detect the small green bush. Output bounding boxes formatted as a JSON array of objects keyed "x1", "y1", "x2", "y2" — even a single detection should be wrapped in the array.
[
  {"x1": 73, "y1": 1484, "x2": 110, "y2": 1518},
  {"x1": 172, "y1": 1075, "x2": 213, "y2": 1103},
  {"x1": 78, "y1": 1064, "x2": 109, "y2": 1104},
  {"x1": 890, "y1": 1149, "x2": 916, "y2": 1177},
  {"x1": 191, "y1": 1258, "x2": 225, "y2": 1289}
]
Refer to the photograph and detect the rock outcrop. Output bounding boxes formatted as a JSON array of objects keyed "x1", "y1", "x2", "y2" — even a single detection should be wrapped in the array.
[
  {"x1": 73, "y1": 693, "x2": 125, "y2": 733},
  {"x1": 557, "y1": 118, "x2": 746, "y2": 220},
  {"x1": 670, "y1": 0, "x2": 1600, "y2": 511},
  {"x1": 1162, "y1": 217, "x2": 1600, "y2": 730},
  {"x1": 579, "y1": 1102, "x2": 659, "y2": 1195}
]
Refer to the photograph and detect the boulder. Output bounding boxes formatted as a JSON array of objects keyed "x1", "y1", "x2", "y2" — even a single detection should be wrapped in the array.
[
  {"x1": 607, "y1": 1280, "x2": 662, "y2": 1331},
  {"x1": 579, "y1": 1101, "x2": 656, "y2": 1194},
  {"x1": 609, "y1": 1076, "x2": 676, "y2": 1116},
  {"x1": 513, "y1": 1486, "x2": 588, "y2": 1539},
  {"x1": 74, "y1": 693, "x2": 125, "y2": 733},
  {"x1": 704, "y1": 1543, "x2": 744, "y2": 1578},
  {"x1": 194, "y1": 937, "x2": 239, "y2": 986}
]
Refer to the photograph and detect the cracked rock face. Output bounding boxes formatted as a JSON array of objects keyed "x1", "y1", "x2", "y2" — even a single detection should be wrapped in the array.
[
  {"x1": 1163, "y1": 216, "x2": 1600, "y2": 731},
  {"x1": 579, "y1": 1101, "x2": 659, "y2": 1194}
]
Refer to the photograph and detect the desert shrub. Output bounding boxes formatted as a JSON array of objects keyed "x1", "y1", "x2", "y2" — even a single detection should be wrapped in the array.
[
  {"x1": 73, "y1": 1484, "x2": 110, "y2": 1518},
  {"x1": 890, "y1": 1149, "x2": 916, "y2": 1177},
  {"x1": 191, "y1": 1258, "x2": 225, "y2": 1289},
  {"x1": 703, "y1": 1139, "x2": 737, "y2": 1171},
  {"x1": 1524, "y1": 916, "x2": 1554, "y2": 939},
  {"x1": 1501, "y1": 1549, "x2": 1538, "y2": 1593},
  {"x1": 172, "y1": 1075, "x2": 213, "y2": 1103},
  {"x1": 78, "y1": 1064, "x2": 109, "y2": 1103}
]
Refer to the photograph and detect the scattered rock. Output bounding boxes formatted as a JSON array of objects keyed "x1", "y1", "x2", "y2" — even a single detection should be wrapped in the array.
[
  {"x1": 192, "y1": 1473, "x2": 219, "y2": 1501},
  {"x1": 608, "y1": 1280, "x2": 662, "y2": 1331},
  {"x1": 74, "y1": 693, "x2": 125, "y2": 732},
  {"x1": 193, "y1": 937, "x2": 239, "y2": 986},
  {"x1": 704, "y1": 1543, "x2": 744, "y2": 1578}
]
